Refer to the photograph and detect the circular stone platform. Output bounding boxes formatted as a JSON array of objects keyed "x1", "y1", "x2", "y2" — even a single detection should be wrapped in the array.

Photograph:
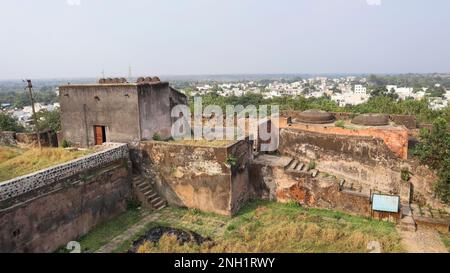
[
  {"x1": 351, "y1": 113, "x2": 389, "y2": 126},
  {"x1": 294, "y1": 109, "x2": 335, "y2": 124}
]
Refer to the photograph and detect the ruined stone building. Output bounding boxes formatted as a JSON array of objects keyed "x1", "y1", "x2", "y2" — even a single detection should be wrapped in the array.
[
  {"x1": 2, "y1": 86, "x2": 449, "y2": 252},
  {"x1": 59, "y1": 77, "x2": 187, "y2": 147}
]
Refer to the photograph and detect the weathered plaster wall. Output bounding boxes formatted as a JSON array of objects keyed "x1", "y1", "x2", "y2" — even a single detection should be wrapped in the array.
[
  {"x1": 137, "y1": 140, "x2": 251, "y2": 216},
  {"x1": 228, "y1": 139, "x2": 253, "y2": 213},
  {"x1": 0, "y1": 131, "x2": 16, "y2": 146},
  {"x1": 0, "y1": 144, "x2": 132, "y2": 253},
  {"x1": 59, "y1": 84, "x2": 140, "y2": 147},
  {"x1": 249, "y1": 159, "x2": 371, "y2": 216},
  {"x1": 278, "y1": 128, "x2": 403, "y2": 195},
  {"x1": 138, "y1": 83, "x2": 172, "y2": 140},
  {"x1": 279, "y1": 118, "x2": 409, "y2": 159}
]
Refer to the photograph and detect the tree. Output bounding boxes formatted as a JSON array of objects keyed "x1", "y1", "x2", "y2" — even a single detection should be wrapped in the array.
[
  {"x1": 36, "y1": 108, "x2": 61, "y2": 132},
  {"x1": 0, "y1": 113, "x2": 25, "y2": 132},
  {"x1": 414, "y1": 117, "x2": 450, "y2": 203}
]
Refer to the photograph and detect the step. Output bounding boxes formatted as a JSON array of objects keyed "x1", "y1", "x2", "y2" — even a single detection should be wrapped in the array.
[
  {"x1": 286, "y1": 160, "x2": 299, "y2": 171},
  {"x1": 339, "y1": 179, "x2": 345, "y2": 191},
  {"x1": 150, "y1": 197, "x2": 162, "y2": 205},
  {"x1": 401, "y1": 205, "x2": 413, "y2": 218},
  {"x1": 133, "y1": 178, "x2": 144, "y2": 185},
  {"x1": 147, "y1": 192, "x2": 158, "y2": 199},
  {"x1": 284, "y1": 158, "x2": 296, "y2": 170},
  {"x1": 400, "y1": 216, "x2": 417, "y2": 232},
  {"x1": 137, "y1": 182, "x2": 149, "y2": 189},
  {"x1": 296, "y1": 163, "x2": 305, "y2": 171},
  {"x1": 153, "y1": 200, "x2": 166, "y2": 210},
  {"x1": 133, "y1": 176, "x2": 143, "y2": 182},
  {"x1": 142, "y1": 187, "x2": 154, "y2": 198},
  {"x1": 140, "y1": 185, "x2": 152, "y2": 193}
]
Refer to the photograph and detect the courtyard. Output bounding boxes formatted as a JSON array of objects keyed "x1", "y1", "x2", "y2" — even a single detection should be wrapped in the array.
[{"x1": 69, "y1": 201, "x2": 406, "y2": 253}]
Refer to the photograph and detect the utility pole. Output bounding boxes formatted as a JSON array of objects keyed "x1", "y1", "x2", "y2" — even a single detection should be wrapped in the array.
[{"x1": 25, "y1": 79, "x2": 41, "y2": 149}]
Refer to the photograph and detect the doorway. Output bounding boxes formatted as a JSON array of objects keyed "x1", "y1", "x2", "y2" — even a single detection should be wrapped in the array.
[{"x1": 94, "y1": 125, "x2": 106, "y2": 145}]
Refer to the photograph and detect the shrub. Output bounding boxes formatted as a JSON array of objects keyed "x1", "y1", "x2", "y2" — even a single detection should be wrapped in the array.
[
  {"x1": 226, "y1": 155, "x2": 238, "y2": 167},
  {"x1": 61, "y1": 139, "x2": 72, "y2": 148},
  {"x1": 308, "y1": 160, "x2": 316, "y2": 170},
  {"x1": 401, "y1": 168, "x2": 411, "y2": 182},
  {"x1": 335, "y1": 120, "x2": 346, "y2": 128},
  {"x1": 152, "y1": 133, "x2": 162, "y2": 141}
]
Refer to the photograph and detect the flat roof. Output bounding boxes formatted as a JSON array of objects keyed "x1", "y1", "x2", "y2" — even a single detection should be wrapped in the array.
[{"x1": 59, "y1": 81, "x2": 169, "y2": 88}]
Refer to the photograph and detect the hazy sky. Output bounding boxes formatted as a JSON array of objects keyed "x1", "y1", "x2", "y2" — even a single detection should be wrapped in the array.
[{"x1": 1, "y1": 0, "x2": 450, "y2": 79}]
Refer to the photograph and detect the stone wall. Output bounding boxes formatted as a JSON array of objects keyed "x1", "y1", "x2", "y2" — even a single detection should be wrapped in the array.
[
  {"x1": 0, "y1": 143, "x2": 132, "y2": 253},
  {"x1": 278, "y1": 128, "x2": 403, "y2": 195},
  {"x1": 388, "y1": 115, "x2": 417, "y2": 129},
  {"x1": 249, "y1": 157, "x2": 372, "y2": 217},
  {"x1": 279, "y1": 118, "x2": 409, "y2": 160},
  {"x1": 137, "y1": 140, "x2": 252, "y2": 216},
  {"x1": 15, "y1": 131, "x2": 58, "y2": 147},
  {"x1": 0, "y1": 143, "x2": 129, "y2": 203},
  {"x1": 0, "y1": 131, "x2": 16, "y2": 146}
]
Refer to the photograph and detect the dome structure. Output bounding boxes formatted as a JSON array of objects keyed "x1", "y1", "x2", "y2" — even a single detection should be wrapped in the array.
[
  {"x1": 351, "y1": 114, "x2": 389, "y2": 126},
  {"x1": 294, "y1": 109, "x2": 335, "y2": 124}
]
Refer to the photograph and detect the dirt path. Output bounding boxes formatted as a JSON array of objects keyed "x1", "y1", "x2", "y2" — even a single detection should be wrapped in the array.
[
  {"x1": 96, "y1": 212, "x2": 162, "y2": 253},
  {"x1": 397, "y1": 227, "x2": 448, "y2": 253}
]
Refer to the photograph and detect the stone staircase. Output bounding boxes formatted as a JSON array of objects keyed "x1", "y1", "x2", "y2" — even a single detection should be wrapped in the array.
[
  {"x1": 399, "y1": 204, "x2": 417, "y2": 232},
  {"x1": 132, "y1": 175, "x2": 166, "y2": 210},
  {"x1": 284, "y1": 158, "x2": 319, "y2": 177},
  {"x1": 285, "y1": 158, "x2": 305, "y2": 172}
]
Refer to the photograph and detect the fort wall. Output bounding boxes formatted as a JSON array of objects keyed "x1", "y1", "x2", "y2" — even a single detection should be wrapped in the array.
[
  {"x1": 0, "y1": 143, "x2": 132, "y2": 253},
  {"x1": 249, "y1": 156, "x2": 372, "y2": 217},
  {"x1": 137, "y1": 140, "x2": 252, "y2": 216},
  {"x1": 278, "y1": 128, "x2": 403, "y2": 195}
]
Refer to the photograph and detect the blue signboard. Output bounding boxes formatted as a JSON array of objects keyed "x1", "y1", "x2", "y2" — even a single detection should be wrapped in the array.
[{"x1": 372, "y1": 194, "x2": 400, "y2": 213}]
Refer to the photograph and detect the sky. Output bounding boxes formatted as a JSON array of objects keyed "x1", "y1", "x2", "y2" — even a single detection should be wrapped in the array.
[{"x1": 0, "y1": 0, "x2": 450, "y2": 79}]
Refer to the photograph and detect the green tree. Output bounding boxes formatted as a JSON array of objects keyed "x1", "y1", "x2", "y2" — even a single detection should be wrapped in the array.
[
  {"x1": 0, "y1": 113, "x2": 25, "y2": 132},
  {"x1": 36, "y1": 108, "x2": 61, "y2": 132},
  {"x1": 414, "y1": 117, "x2": 450, "y2": 203}
]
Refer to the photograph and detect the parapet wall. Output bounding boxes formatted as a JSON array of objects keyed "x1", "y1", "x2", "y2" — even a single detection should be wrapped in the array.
[
  {"x1": 137, "y1": 140, "x2": 252, "y2": 216},
  {"x1": 0, "y1": 143, "x2": 129, "y2": 204},
  {"x1": 0, "y1": 143, "x2": 132, "y2": 253}
]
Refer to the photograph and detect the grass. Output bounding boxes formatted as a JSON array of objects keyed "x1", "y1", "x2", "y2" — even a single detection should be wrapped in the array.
[
  {"x1": 440, "y1": 232, "x2": 450, "y2": 252},
  {"x1": 111, "y1": 200, "x2": 403, "y2": 253},
  {"x1": 0, "y1": 146, "x2": 92, "y2": 182},
  {"x1": 57, "y1": 208, "x2": 149, "y2": 253}
]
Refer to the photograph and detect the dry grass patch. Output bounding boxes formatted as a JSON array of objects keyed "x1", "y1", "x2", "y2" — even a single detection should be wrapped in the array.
[
  {"x1": 131, "y1": 201, "x2": 403, "y2": 253},
  {"x1": 0, "y1": 146, "x2": 92, "y2": 182}
]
